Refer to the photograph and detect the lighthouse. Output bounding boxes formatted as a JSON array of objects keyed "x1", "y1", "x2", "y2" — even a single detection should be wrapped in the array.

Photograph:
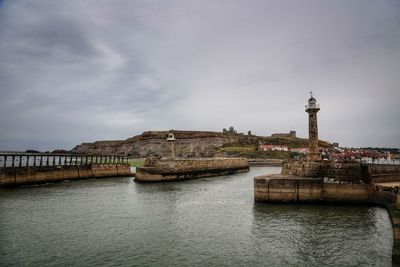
[
  {"x1": 166, "y1": 131, "x2": 176, "y2": 159},
  {"x1": 305, "y1": 92, "x2": 320, "y2": 161}
]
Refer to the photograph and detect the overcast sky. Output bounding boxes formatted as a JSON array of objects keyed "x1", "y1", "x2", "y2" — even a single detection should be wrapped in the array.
[{"x1": 0, "y1": 0, "x2": 399, "y2": 151}]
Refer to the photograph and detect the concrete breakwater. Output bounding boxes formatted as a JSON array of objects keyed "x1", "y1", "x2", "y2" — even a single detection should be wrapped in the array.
[
  {"x1": 135, "y1": 158, "x2": 249, "y2": 182},
  {"x1": 0, "y1": 164, "x2": 132, "y2": 186}
]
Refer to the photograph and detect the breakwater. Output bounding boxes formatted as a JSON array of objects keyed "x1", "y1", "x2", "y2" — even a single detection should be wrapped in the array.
[
  {"x1": 254, "y1": 174, "x2": 394, "y2": 204},
  {"x1": 135, "y1": 158, "x2": 249, "y2": 182},
  {"x1": 282, "y1": 159, "x2": 400, "y2": 184},
  {"x1": 0, "y1": 153, "x2": 132, "y2": 186}
]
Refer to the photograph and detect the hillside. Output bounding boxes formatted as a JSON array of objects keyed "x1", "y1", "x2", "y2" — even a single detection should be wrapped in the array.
[{"x1": 71, "y1": 130, "x2": 332, "y2": 158}]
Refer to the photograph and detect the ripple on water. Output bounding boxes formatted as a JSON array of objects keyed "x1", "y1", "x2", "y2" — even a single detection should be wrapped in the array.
[{"x1": 0, "y1": 167, "x2": 393, "y2": 267}]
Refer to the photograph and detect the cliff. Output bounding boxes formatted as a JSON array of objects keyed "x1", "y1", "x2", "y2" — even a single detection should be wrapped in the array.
[{"x1": 71, "y1": 130, "x2": 332, "y2": 158}]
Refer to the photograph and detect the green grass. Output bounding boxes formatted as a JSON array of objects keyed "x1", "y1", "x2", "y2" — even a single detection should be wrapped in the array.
[
  {"x1": 128, "y1": 158, "x2": 145, "y2": 167},
  {"x1": 217, "y1": 145, "x2": 300, "y2": 159}
]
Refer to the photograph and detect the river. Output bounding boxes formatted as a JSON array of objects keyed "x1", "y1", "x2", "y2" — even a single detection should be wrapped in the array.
[{"x1": 0, "y1": 167, "x2": 393, "y2": 266}]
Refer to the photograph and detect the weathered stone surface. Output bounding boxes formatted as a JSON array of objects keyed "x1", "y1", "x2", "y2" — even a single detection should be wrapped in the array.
[
  {"x1": 0, "y1": 164, "x2": 132, "y2": 186},
  {"x1": 135, "y1": 158, "x2": 249, "y2": 182},
  {"x1": 282, "y1": 159, "x2": 400, "y2": 184},
  {"x1": 254, "y1": 174, "x2": 393, "y2": 204}
]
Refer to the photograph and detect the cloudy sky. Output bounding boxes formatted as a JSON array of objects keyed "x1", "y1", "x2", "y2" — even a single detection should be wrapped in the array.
[{"x1": 0, "y1": 0, "x2": 399, "y2": 151}]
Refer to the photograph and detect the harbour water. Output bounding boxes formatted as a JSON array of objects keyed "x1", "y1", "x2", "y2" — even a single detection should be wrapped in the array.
[{"x1": 0, "y1": 167, "x2": 393, "y2": 266}]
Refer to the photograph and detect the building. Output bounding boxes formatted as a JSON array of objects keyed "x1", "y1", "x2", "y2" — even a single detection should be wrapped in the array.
[
  {"x1": 259, "y1": 145, "x2": 288, "y2": 151},
  {"x1": 290, "y1": 148, "x2": 308, "y2": 154},
  {"x1": 271, "y1": 130, "x2": 296, "y2": 138}
]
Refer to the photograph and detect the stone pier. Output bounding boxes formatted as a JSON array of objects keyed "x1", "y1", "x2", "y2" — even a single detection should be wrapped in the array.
[
  {"x1": 0, "y1": 164, "x2": 132, "y2": 187},
  {"x1": 135, "y1": 157, "x2": 249, "y2": 182}
]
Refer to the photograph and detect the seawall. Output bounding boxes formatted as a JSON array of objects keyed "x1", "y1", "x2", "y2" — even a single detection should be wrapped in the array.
[
  {"x1": 0, "y1": 164, "x2": 132, "y2": 187},
  {"x1": 135, "y1": 158, "x2": 249, "y2": 182},
  {"x1": 247, "y1": 159, "x2": 283, "y2": 167},
  {"x1": 282, "y1": 159, "x2": 400, "y2": 184},
  {"x1": 254, "y1": 174, "x2": 394, "y2": 204}
]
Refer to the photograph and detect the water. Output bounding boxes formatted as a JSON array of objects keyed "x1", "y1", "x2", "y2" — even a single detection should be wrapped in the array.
[{"x1": 0, "y1": 167, "x2": 393, "y2": 266}]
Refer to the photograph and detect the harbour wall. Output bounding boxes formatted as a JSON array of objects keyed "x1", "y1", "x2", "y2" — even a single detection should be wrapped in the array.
[
  {"x1": 254, "y1": 175, "x2": 395, "y2": 204},
  {"x1": 282, "y1": 159, "x2": 400, "y2": 184},
  {"x1": 0, "y1": 164, "x2": 132, "y2": 186},
  {"x1": 135, "y1": 158, "x2": 249, "y2": 182}
]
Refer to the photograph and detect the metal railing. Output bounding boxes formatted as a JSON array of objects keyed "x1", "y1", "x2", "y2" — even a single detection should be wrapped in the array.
[
  {"x1": 305, "y1": 104, "x2": 320, "y2": 110},
  {"x1": 0, "y1": 153, "x2": 128, "y2": 168},
  {"x1": 359, "y1": 158, "x2": 400, "y2": 165}
]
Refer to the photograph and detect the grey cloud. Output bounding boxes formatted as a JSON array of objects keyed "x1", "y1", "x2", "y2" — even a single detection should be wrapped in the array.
[{"x1": 0, "y1": 0, "x2": 399, "y2": 151}]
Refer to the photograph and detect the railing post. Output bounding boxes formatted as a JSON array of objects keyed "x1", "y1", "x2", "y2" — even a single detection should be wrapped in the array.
[
  {"x1": 46, "y1": 155, "x2": 49, "y2": 166},
  {"x1": 26, "y1": 155, "x2": 29, "y2": 167},
  {"x1": 34, "y1": 155, "x2": 37, "y2": 167},
  {"x1": 52, "y1": 155, "x2": 56, "y2": 166},
  {"x1": 11, "y1": 155, "x2": 15, "y2": 168},
  {"x1": 19, "y1": 155, "x2": 22, "y2": 167},
  {"x1": 40, "y1": 155, "x2": 43, "y2": 167},
  {"x1": 4, "y1": 155, "x2": 7, "y2": 168}
]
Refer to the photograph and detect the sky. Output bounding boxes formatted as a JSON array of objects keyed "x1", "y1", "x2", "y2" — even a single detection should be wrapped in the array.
[{"x1": 0, "y1": 0, "x2": 399, "y2": 151}]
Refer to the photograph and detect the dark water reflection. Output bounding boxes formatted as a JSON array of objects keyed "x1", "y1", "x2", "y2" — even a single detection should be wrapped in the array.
[{"x1": 0, "y1": 167, "x2": 393, "y2": 266}]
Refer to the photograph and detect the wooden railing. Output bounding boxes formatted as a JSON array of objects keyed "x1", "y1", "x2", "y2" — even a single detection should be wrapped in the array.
[{"x1": 0, "y1": 153, "x2": 128, "y2": 168}]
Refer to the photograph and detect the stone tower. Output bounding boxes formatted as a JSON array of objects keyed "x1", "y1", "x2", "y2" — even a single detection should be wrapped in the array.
[
  {"x1": 166, "y1": 131, "x2": 176, "y2": 159},
  {"x1": 305, "y1": 92, "x2": 320, "y2": 161}
]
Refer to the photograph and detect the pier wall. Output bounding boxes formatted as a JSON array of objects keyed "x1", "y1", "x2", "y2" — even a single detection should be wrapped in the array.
[
  {"x1": 282, "y1": 159, "x2": 400, "y2": 183},
  {"x1": 254, "y1": 175, "x2": 394, "y2": 204},
  {"x1": 368, "y1": 164, "x2": 400, "y2": 183},
  {"x1": 135, "y1": 158, "x2": 249, "y2": 182},
  {"x1": 282, "y1": 159, "x2": 368, "y2": 183},
  {"x1": 0, "y1": 164, "x2": 132, "y2": 186}
]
